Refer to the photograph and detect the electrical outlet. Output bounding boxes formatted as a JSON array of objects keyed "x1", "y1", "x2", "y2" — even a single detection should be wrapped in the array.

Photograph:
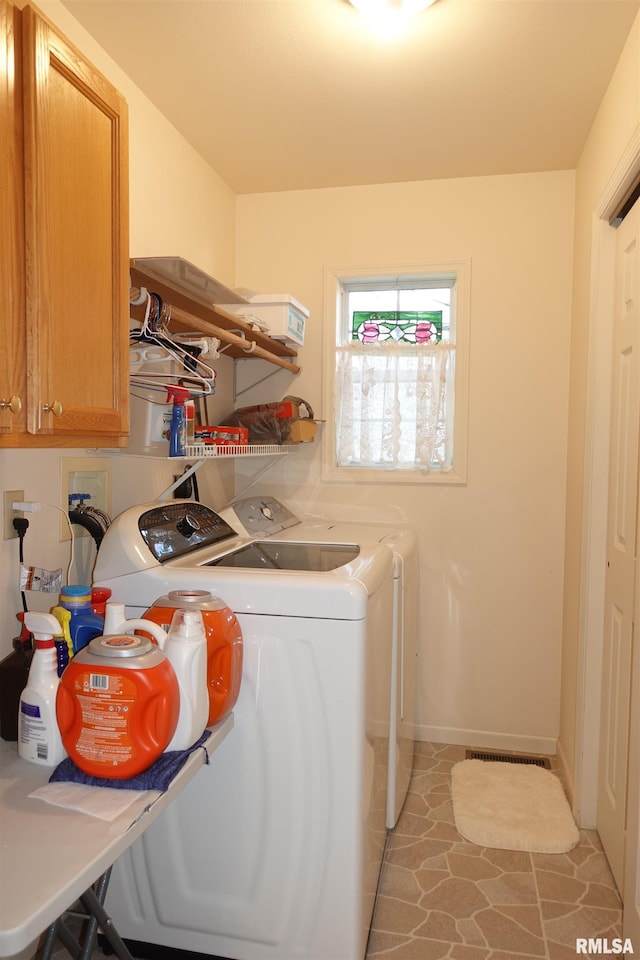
[{"x1": 4, "y1": 490, "x2": 24, "y2": 540}]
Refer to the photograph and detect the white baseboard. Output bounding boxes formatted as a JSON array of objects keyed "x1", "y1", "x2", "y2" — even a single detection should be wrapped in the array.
[{"x1": 413, "y1": 723, "x2": 557, "y2": 757}]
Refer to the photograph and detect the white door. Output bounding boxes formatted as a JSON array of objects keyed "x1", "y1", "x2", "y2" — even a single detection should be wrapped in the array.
[
  {"x1": 597, "y1": 200, "x2": 640, "y2": 895},
  {"x1": 623, "y1": 595, "x2": 640, "y2": 949}
]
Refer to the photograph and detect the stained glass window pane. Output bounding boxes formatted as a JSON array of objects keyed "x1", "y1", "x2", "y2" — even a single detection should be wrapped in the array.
[
  {"x1": 352, "y1": 310, "x2": 442, "y2": 344},
  {"x1": 346, "y1": 285, "x2": 452, "y2": 345}
]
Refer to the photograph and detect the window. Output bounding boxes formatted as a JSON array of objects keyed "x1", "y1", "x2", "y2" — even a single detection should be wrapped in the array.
[{"x1": 323, "y1": 262, "x2": 469, "y2": 484}]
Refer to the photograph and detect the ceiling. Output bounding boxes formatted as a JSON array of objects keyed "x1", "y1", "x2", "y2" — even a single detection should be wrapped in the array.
[{"x1": 61, "y1": 0, "x2": 640, "y2": 195}]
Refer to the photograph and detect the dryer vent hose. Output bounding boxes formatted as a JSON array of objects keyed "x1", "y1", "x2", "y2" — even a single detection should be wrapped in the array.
[{"x1": 68, "y1": 505, "x2": 111, "y2": 550}]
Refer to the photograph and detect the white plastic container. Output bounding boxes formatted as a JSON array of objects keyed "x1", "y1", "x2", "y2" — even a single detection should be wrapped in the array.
[
  {"x1": 163, "y1": 609, "x2": 208, "y2": 751},
  {"x1": 218, "y1": 294, "x2": 309, "y2": 346},
  {"x1": 128, "y1": 346, "x2": 173, "y2": 455},
  {"x1": 128, "y1": 393, "x2": 172, "y2": 455},
  {"x1": 102, "y1": 602, "x2": 169, "y2": 648},
  {"x1": 18, "y1": 612, "x2": 67, "y2": 766}
]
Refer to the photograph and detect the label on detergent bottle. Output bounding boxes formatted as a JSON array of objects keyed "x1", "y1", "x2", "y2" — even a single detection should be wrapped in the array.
[
  {"x1": 19, "y1": 701, "x2": 50, "y2": 761},
  {"x1": 68, "y1": 668, "x2": 137, "y2": 767}
]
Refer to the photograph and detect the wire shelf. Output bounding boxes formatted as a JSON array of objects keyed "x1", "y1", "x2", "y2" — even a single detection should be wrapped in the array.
[{"x1": 182, "y1": 443, "x2": 288, "y2": 459}]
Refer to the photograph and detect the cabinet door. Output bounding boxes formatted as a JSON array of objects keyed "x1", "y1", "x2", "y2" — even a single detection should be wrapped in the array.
[
  {"x1": 0, "y1": 0, "x2": 26, "y2": 434},
  {"x1": 21, "y1": 5, "x2": 129, "y2": 440}
]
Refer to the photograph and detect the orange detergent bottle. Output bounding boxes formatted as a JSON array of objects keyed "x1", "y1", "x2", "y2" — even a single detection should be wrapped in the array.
[
  {"x1": 56, "y1": 634, "x2": 179, "y2": 778},
  {"x1": 142, "y1": 590, "x2": 243, "y2": 726}
]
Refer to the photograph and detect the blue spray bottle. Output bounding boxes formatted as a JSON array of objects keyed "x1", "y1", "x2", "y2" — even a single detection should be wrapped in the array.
[{"x1": 166, "y1": 386, "x2": 190, "y2": 457}]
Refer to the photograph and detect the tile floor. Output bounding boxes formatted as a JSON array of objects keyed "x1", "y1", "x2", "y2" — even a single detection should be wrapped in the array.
[
  {"x1": 44, "y1": 742, "x2": 622, "y2": 960},
  {"x1": 365, "y1": 742, "x2": 622, "y2": 960}
]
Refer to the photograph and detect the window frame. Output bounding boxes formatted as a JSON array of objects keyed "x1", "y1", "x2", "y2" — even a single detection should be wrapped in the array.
[{"x1": 322, "y1": 259, "x2": 470, "y2": 485}]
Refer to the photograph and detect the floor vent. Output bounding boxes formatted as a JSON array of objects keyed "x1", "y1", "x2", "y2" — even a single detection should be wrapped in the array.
[{"x1": 465, "y1": 749, "x2": 551, "y2": 769}]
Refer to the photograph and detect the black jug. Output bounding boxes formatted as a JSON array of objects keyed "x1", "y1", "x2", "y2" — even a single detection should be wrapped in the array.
[{"x1": 0, "y1": 614, "x2": 34, "y2": 741}]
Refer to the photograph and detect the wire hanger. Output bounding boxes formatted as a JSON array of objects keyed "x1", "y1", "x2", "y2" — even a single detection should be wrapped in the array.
[{"x1": 130, "y1": 292, "x2": 217, "y2": 397}]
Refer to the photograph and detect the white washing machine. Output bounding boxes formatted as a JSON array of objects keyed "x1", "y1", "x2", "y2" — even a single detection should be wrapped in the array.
[
  {"x1": 220, "y1": 497, "x2": 418, "y2": 829},
  {"x1": 93, "y1": 499, "x2": 394, "y2": 960}
]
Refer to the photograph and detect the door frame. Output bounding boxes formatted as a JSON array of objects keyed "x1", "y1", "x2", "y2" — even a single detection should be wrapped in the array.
[{"x1": 574, "y1": 125, "x2": 640, "y2": 827}]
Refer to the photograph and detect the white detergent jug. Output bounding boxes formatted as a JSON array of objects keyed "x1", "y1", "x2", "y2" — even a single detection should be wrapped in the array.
[
  {"x1": 102, "y1": 601, "x2": 208, "y2": 751},
  {"x1": 103, "y1": 602, "x2": 166, "y2": 642},
  {"x1": 163, "y1": 609, "x2": 208, "y2": 751}
]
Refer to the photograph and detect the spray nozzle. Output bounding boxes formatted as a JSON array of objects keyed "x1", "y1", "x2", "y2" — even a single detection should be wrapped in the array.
[
  {"x1": 165, "y1": 386, "x2": 191, "y2": 404},
  {"x1": 24, "y1": 612, "x2": 62, "y2": 642},
  {"x1": 14, "y1": 612, "x2": 33, "y2": 649}
]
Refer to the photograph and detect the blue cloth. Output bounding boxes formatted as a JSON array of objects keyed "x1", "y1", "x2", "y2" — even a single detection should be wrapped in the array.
[{"x1": 49, "y1": 730, "x2": 210, "y2": 791}]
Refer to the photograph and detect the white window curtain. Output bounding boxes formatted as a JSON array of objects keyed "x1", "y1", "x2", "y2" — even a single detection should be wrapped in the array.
[{"x1": 335, "y1": 341, "x2": 455, "y2": 471}]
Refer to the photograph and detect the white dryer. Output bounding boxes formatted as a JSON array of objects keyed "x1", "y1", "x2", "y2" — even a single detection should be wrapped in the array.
[
  {"x1": 221, "y1": 496, "x2": 418, "y2": 829},
  {"x1": 93, "y1": 500, "x2": 394, "y2": 960}
]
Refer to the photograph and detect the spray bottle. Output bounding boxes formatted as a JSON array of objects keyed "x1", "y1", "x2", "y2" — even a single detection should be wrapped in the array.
[
  {"x1": 166, "y1": 386, "x2": 190, "y2": 457},
  {"x1": 18, "y1": 612, "x2": 67, "y2": 766}
]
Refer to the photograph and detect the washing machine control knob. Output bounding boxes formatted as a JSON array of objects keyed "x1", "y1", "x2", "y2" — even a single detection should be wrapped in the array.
[
  {"x1": 177, "y1": 514, "x2": 201, "y2": 538},
  {"x1": 260, "y1": 503, "x2": 274, "y2": 521}
]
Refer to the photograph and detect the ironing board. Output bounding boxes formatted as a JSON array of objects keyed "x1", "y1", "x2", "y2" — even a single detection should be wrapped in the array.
[{"x1": 0, "y1": 717, "x2": 233, "y2": 959}]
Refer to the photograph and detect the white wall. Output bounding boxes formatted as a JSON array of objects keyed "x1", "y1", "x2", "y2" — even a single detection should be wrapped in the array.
[
  {"x1": 235, "y1": 171, "x2": 575, "y2": 753},
  {"x1": 0, "y1": 0, "x2": 239, "y2": 657}
]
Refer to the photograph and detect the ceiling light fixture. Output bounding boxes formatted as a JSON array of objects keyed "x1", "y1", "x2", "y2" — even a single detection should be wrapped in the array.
[{"x1": 348, "y1": 0, "x2": 438, "y2": 39}]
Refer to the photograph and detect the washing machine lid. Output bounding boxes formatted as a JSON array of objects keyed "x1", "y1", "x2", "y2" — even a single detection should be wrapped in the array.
[
  {"x1": 94, "y1": 501, "x2": 393, "y2": 619},
  {"x1": 97, "y1": 500, "x2": 359, "y2": 573},
  {"x1": 206, "y1": 540, "x2": 359, "y2": 571}
]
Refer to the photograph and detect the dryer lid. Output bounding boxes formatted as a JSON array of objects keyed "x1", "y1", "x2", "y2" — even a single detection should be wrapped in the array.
[{"x1": 220, "y1": 496, "x2": 300, "y2": 538}]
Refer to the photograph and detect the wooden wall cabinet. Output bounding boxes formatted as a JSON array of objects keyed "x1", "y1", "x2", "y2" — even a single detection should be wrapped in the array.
[{"x1": 0, "y1": 0, "x2": 129, "y2": 448}]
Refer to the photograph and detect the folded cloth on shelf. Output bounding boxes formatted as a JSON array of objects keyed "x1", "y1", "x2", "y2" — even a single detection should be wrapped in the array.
[
  {"x1": 29, "y1": 782, "x2": 157, "y2": 822},
  {"x1": 49, "y1": 729, "x2": 210, "y2": 792}
]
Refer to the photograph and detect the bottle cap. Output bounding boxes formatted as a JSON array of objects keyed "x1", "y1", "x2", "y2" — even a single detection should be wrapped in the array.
[
  {"x1": 90, "y1": 634, "x2": 153, "y2": 658},
  {"x1": 103, "y1": 601, "x2": 126, "y2": 634},
  {"x1": 167, "y1": 589, "x2": 213, "y2": 603},
  {"x1": 60, "y1": 584, "x2": 92, "y2": 598},
  {"x1": 168, "y1": 608, "x2": 205, "y2": 640}
]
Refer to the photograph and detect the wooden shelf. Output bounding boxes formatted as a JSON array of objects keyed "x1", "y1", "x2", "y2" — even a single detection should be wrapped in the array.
[{"x1": 130, "y1": 260, "x2": 301, "y2": 374}]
